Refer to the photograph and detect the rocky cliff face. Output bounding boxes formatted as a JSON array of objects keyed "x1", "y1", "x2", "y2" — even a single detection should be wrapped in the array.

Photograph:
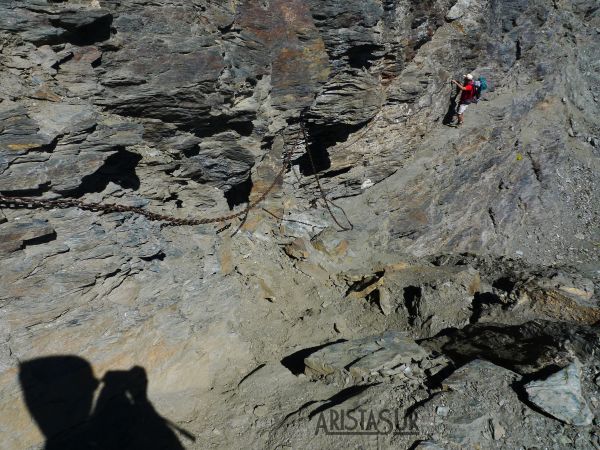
[{"x1": 1, "y1": 0, "x2": 599, "y2": 449}]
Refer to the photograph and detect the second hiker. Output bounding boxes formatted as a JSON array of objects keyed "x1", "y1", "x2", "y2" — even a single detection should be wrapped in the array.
[{"x1": 451, "y1": 74, "x2": 476, "y2": 126}]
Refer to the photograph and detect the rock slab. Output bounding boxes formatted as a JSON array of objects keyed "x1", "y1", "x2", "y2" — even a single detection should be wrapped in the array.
[
  {"x1": 525, "y1": 359, "x2": 593, "y2": 426},
  {"x1": 304, "y1": 331, "x2": 428, "y2": 381}
]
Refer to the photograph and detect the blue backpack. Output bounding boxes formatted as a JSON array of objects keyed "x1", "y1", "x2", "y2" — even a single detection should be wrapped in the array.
[
  {"x1": 476, "y1": 76, "x2": 488, "y2": 98},
  {"x1": 479, "y1": 76, "x2": 488, "y2": 90}
]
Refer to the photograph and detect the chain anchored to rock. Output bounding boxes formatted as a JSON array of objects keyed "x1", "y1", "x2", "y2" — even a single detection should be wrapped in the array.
[
  {"x1": 0, "y1": 115, "x2": 351, "y2": 230},
  {"x1": 0, "y1": 142, "x2": 294, "y2": 227}
]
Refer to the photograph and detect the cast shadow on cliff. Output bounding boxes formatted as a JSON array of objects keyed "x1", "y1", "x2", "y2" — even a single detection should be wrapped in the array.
[
  {"x1": 72, "y1": 150, "x2": 142, "y2": 197},
  {"x1": 19, "y1": 356, "x2": 194, "y2": 450},
  {"x1": 442, "y1": 88, "x2": 459, "y2": 126},
  {"x1": 293, "y1": 120, "x2": 364, "y2": 177}
]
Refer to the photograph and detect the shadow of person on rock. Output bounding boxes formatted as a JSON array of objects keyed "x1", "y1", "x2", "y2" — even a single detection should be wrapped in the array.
[
  {"x1": 19, "y1": 356, "x2": 189, "y2": 450},
  {"x1": 442, "y1": 84, "x2": 460, "y2": 126}
]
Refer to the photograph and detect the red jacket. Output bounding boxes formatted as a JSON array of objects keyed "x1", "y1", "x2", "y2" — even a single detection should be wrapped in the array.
[{"x1": 460, "y1": 81, "x2": 476, "y2": 104}]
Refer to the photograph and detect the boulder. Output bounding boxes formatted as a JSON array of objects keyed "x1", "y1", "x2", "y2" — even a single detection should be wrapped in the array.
[
  {"x1": 304, "y1": 331, "x2": 429, "y2": 383},
  {"x1": 525, "y1": 359, "x2": 594, "y2": 426}
]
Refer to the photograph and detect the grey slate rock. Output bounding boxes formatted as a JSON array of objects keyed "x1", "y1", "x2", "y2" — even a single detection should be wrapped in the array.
[
  {"x1": 304, "y1": 331, "x2": 428, "y2": 381},
  {"x1": 0, "y1": 219, "x2": 55, "y2": 255},
  {"x1": 525, "y1": 359, "x2": 594, "y2": 426},
  {"x1": 446, "y1": 0, "x2": 475, "y2": 21},
  {"x1": 51, "y1": 9, "x2": 112, "y2": 32},
  {"x1": 443, "y1": 359, "x2": 519, "y2": 393}
]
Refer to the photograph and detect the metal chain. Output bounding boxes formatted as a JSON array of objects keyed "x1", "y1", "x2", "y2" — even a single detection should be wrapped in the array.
[
  {"x1": 0, "y1": 34, "x2": 415, "y2": 230},
  {"x1": 0, "y1": 105, "x2": 374, "y2": 230},
  {"x1": 0, "y1": 133, "x2": 297, "y2": 227},
  {"x1": 298, "y1": 119, "x2": 353, "y2": 231}
]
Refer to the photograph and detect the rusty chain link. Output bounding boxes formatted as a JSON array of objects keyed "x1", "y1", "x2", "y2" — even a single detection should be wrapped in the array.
[
  {"x1": 298, "y1": 119, "x2": 353, "y2": 231},
  {"x1": 0, "y1": 149, "x2": 295, "y2": 226},
  {"x1": 0, "y1": 111, "x2": 358, "y2": 230},
  {"x1": 0, "y1": 131, "x2": 297, "y2": 227}
]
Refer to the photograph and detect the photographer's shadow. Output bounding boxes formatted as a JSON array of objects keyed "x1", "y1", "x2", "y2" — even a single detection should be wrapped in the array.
[{"x1": 19, "y1": 356, "x2": 192, "y2": 450}]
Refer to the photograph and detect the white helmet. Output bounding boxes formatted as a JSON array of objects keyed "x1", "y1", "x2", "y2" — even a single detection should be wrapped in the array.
[{"x1": 465, "y1": 73, "x2": 474, "y2": 80}]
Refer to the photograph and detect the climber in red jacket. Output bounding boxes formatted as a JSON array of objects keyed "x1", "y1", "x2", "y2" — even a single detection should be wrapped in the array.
[{"x1": 451, "y1": 74, "x2": 476, "y2": 126}]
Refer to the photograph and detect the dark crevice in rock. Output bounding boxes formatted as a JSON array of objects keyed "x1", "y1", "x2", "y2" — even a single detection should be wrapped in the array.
[
  {"x1": 346, "y1": 271, "x2": 385, "y2": 296},
  {"x1": 140, "y1": 251, "x2": 165, "y2": 262},
  {"x1": 50, "y1": 14, "x2": 113, "y2": 46},
  {"x1": 469, "y1": 292, "x2": 502, "y2": 323},
  {"x1": 518, "y1": 364, "x2": 565, "y2": 385},
  {"x1": 423, "y1": 363, "x2": 457, "y2": 389},
  {"x1": 403, "y1": 286, "x2": 422, "y2": 326},
  {"x1": 366, "y1": 287, "x2": 380, "y2": 308},
  {"x1": 422, "y1": 322, "x2": 585, "y2": 377},
  {"x1": 345, "y1": 44, "x2": 384, "y2": 69},
  {"x1": 488, "y1": 207, "x2": 498, "y2": 232},
  {"x1": 38, "y1": 137, "x2": 60, "y2": 154},
  {"x1": 526, "y1": 152, "x2": 542, "y2": 182},
  {"x1": 181, "y1": 145, "x2": 200, "y2": 157},
  {"x1": 293, "y1": 146, "x2": 331, "y2": 175},
  {"x1": 492, "y1": 276, "x2": 516, "y2": 293},
  {"x1": 281, "y1": 339, "x2": 346, "y2": 376},
  {"x1": 186, "y1": 117, "x2": 255, "y2": 139},
  {"x1": 69, "y1": 150, "x2": 142, "y2": 197},
  {"x1": 293, "y1": 121, "x2": 366, "y2": 176},
  {"x1": 1, "y1": 182, "x2": 52, "y2": 197},
  {"x1": 23, "y1": 231, "x2": 58, "y2": 249},
  {"x1": 237, "y1": 364, "x2": 266, "y2": 387},
  {"x1": 224, "y1": 176, "x2": 252, "y2": 210},
  {"x1": 320, "y1": 167, "x2": 352, "y2": 179},
  {"x1": 163, "y1": 192, "x2": 183, "y2": 208},
  {"x1": 411, "y1": 16, "x2": 429, "y2": 29},
  {"x1": 584, "y1": 6, "x2": 599, "y2": 19},
  {"x1": 442, "y1": 90, "x2": 459, "y2": 125},
  {"x1": 90, "y1": 57, "x2": 102, "y2": 69},
  {"x1": 307, "y1": 384, "x2": 379, "y2": 419},
  {"x1": 218, "y1": 23, "x2": 234, "y2": 34},
  {"x1": 228, "y1": 121, "x2": 254, "y2": 137},
  {"x1": 411, "y1": 34, "x2": 433, "y2": 53},
  {"x1": 103, "y1": 268, "x2": 122, "y2": 281}
]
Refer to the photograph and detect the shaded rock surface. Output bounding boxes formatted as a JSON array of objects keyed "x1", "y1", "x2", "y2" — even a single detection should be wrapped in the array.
[{"x1": 0, "y1": 218, "x2": 55, "y2": 254}]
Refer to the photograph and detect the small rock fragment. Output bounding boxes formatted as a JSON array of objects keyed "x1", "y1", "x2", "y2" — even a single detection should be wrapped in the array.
[
  {"x1": 361, "y1": 179, "x2": 374, "y2": 189},
  {"x1": 446, "y1": 0, "x2": 474, "y2": 20},
  {"x1": 378, "y1": 287, "x2": 392, "y2": 316},
  {"x1": 253, "y1": 404, "x2": 268, "y2": 417},
  {"x1": 489, "y1": 418, "x2": 506, "y2": 440},
  {"x1": 311, "y1": 229, "x2": 349, "y2": 258},
  {"x1": 283, "y1": 238, "x2": 309, "y2": 260},
  {"x1": 436, "y1": 406, "x2": 450, "y2": 417}
]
